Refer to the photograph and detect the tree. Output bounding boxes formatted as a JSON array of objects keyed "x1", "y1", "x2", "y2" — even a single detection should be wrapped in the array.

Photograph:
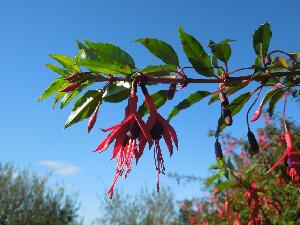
[
  {"x1": 38, "y1": 22, "x2": 300, "y2": 198},
  {"x1": 174, "y1": 116, "x2": 300, "y2": 224},
  {"x1": 94, "y1": 187, "x2": 177, "y2": 225},
  {"x1": 0, "y1": 162, "x2": 82, "y2": 225}
]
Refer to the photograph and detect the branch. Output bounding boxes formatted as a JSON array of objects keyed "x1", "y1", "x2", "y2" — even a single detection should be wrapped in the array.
[{"x1": 92, "y1": 71, "x2": 298, "y2": 85}]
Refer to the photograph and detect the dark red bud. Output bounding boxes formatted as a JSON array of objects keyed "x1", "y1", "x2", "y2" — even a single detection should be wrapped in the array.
[
  {"x1": 223, "y1": 108, "x2": 233, "y2": 126},
  {"x1": 219, "y1": 92, "x2": 229, "y2": 106},
  {"x1": 168, "y1": 83, "x2": 176, "y2": 100},
  {"x1": 247, "y1": 130, "x2": 259, "y2": 154},
  {"x1": 214, "y1": 139, "x2": 223, "y2": 160},
  {"x1": 60, "y1": 82, "x2": 81, "y2": 92},
  {"x1": 65, "y1": 72, "x2": 81, "y2": 81}
]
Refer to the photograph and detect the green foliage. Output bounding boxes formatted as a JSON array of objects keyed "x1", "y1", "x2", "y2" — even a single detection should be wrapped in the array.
[
  {"x1": 178, "y1": 26, "x2": 214, "y2": 76},
  {"x1": 0, "y1": 162, "x2": 81, "y2": 225},
  {"x1": 138, "y1": 90, "x2": 169, "y2": 117},
  {"x1": 253, "y1": 22, "x2": 272, "y2": 57},
  {"x1": 168, "y1": 91, "x2": 210, "y2": 121},
  {"x1": 176, "y1": 121, "x2": 300, "y2": 225},
  {"x1": 135, "y1": 38, "x2": 179, "y2": 66},
  {"x1": 94, "y1": 187, "x2": 177, "y2": 225}
]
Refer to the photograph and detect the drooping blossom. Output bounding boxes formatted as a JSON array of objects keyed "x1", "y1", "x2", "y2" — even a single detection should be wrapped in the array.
[
  {"x1": 266, "y1": 126, "x2": 300, "y2": 182},
  {"x1": 94, "y1": 83, "x2": 152, "y2": 198},
  {"x1": 140, "y1": 85, "x2": 178, "y2": 192},
  {"x1": 233, "y1": 212, "x2": 241, "y2": 225}
]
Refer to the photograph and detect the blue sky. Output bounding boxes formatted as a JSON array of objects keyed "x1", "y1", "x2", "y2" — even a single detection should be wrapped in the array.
[{"x1": 1, "y1": 0, "x2": 299, "y2": 224}]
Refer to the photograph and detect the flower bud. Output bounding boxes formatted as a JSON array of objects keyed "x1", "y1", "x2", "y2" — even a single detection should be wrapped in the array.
[
  {"x1": 223, "y1": 108, "x2": 233, "y2": 126},
  {"x1": 247, "y1": 130, "x2": 259, "y2": 154},
  {"x1": 251, "y1": 105, "x2": 263, "y2": 122},
  {"x1": 65, "y1": 72, "x2": 81, "y2": 81},
  {"x1": 60, "y1": 82, "x2": 81, "y2": 92},
  {"x1": 215, "y1": 139, "x2": 223, "y2": 159}
]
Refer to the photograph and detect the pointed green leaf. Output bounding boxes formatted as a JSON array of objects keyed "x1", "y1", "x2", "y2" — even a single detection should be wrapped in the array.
[
  {"x1": 138, "y1": 90, "x2": 169, "y2": 117},
  {"x1": 84, "y1": 41, "x2": 135, "y2": 69},
  {"x1": 253, "y1": 22, "x2": 272, "y2": 57},
  {"x1": 52, "y1": 92, "x2": 65, "y2": 109},
  {"x1": 64, "y1": 90, "x2": 103, "y2": 128},
  {"x1": 219, "y1": 92, "x2": 252, "y2": 131},
  {"x1": 103, "y1": 81, "x2": 131, "y2": 103},
  {"x1": 49, "y1": 54, "x2": 80, "y2": 73},
  {"x1": 38, "y1": 78, "x2": 68, "y2": 102},
  {"x1": 268, "y1": 89, "x2": 285, "y2": 117},
  {"x1": 135, "y1": 38, "x2": 179, "y2": 66},
  {"x1": 78, "y1": 58, "x2": 132, "y2": 75},
  {"x1": 179, "y1": 26, "x2": 214, "y2": 76},
  {"x1": 60, "y1": 82, "x2": 94, "y2": 109},
  {"x1": 208, "y1": 40, "x2": 231, "y2": 63},
  {"x1": 215, "y1": 181, "x2": 236, "y2": 190},
  {"x1": 140, "y1": 64, "x2": 177, "y2": 77},
  {"x1": 168, "y1": 91, "x2": 210, "y2": 121},
  {"x1": 46, "y1": 64, "x2": 69, "y2": 77}
]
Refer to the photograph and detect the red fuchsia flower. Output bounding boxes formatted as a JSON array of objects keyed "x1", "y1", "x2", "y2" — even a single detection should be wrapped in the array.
[
  {"x1": 233, "y1": 212, "x2": 241, "y2": 225},
  {"x1": 188, "y1": 216, "x2": 195, "y2": 225},
  {"x1": 140, "y1": 85, "x2": 178, "y2": 192},
  {"x1": 244, "y1": 183, "x2": 265, "y2": 225},
  {"x1": 266, "y1": 127, "x2": 300, "y2": 182},
  {"x1": 94, "y1": 84, "x2": 152, "y2": 198}
]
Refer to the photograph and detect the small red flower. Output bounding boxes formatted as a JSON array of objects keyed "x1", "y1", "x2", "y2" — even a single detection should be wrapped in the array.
[
  {"x1": 233, "y1": 212, "x2": 241, "y2": 225},
  {"x1": 94, "y1": 87, "x2": 152, "y2": 198},
  {"x1": 140, "y1": 86, "x2": 178, "y2": 192},
  {"x1": 266, "y1": 130, "x2": 300, "y2": 182}
]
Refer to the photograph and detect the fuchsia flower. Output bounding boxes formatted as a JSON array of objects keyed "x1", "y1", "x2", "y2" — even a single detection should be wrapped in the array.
[
  {"x1": 233, "y1": 212, "x2": 241, "y2": 225},
  {"x1": 140, "y1": 85, "x2": 178, "y2": 192},
  {"x1": 266, "y1": 129, "x2": 300, "y2": 182},
  {"x1": 94, "y1": 85, "x2": 152, "y2": 198}
]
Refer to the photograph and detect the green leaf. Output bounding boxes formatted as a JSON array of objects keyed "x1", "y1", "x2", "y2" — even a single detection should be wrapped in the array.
[
  {"x1": 52, "y1": 92, "x2": 65, "y2": 109},
  {"x1": 103, "y1": 81, "x2": 131, "y2": 103},
  {"x1": 208, "y1": 40, "x2": 231, "y2": 63},
  {"x1": 84, "y1": 41, "x2": 135, "y2": 69},
  {"x1": 135, "y1": 38, "x2": 179, "y2": 66},
  {"x1": 179, "y1": 26, "x2": 214, "y2": 76},
  {"x1": 60, "y1": 82, "x2": 94, "y2": 109},
  {"x1": 140, "y1": 64, "x2": 177, "y2": 77},
  {"x1": 138, "y1": 90, "x2": 169, "y2": 117},
  {"x1": 46, "y1": 64, "x2": 69, "y2": 77},
  {"x1": 168, "y1": 91, "x2": 210, "y2": 121},
  {"x1": 49, "y1": 54, "x2": 80, "y2": 73},
  {"x1": 38, "y1": 78, "x2": 68, "y2": 102},
  {"x1": 64, "y1": 90, "x2": 103, "y2": 128},
  {"x1": 78, "y1": 58, "x2": 132, "y2": 75},
  {"x1": 215, "y1": 181, "x2": 236, "y2": 190},
  {"x1": 253, "y1": 22, "x2": 272, "y2": 57},
  {"x1": 208, "y1": 80, "x2": 250, "y2": 104},
  {"x1": 219, "y1": 92, "x2": 252, "y2": 131},
  {"x1": 76, "y1": 40, "x2": 98, "y2": 60},
  {"x1": 268, "y1": 89, "x2": 285, "y2": 117}
]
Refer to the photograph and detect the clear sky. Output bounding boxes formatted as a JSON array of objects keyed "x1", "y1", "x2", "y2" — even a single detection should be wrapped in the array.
[{"x1": 1, "y1": 0, "x2": 299, "y2": 224}]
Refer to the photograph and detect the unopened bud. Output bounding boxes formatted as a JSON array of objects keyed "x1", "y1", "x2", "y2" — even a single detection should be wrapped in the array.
[
  {"x1": 214, "y1": 139, "x2": 223, "y2": 160},
  {"x1": 65, "y1": 72, "x2": 81, "y2": 81},
  {"x1": 223, "y1": 108, "x2": 233, "y2": 126},
  {"x1": 60, "y1": 82, "x2": 81, "y2": 92},
  {"x1": 251, "y1": 105, "x2": 263, "y2": 122},
  {"x1": 247, "y1": 130, "x2": 259, "y2": 154}
]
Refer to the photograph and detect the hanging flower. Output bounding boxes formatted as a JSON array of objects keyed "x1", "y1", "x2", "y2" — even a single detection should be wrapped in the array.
[
  {"x1": 94, "y1": 83, "x2": 152, "y2": 198},
  {"x1": 140, "y1": 85, "x2": 178, "y2": 192},
  {"x1": 266, "y1": 129, "x2": 300, "y2": 182},
  {"x1": 233, "y1": 212, "x2": 241, "y2": 225}
]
